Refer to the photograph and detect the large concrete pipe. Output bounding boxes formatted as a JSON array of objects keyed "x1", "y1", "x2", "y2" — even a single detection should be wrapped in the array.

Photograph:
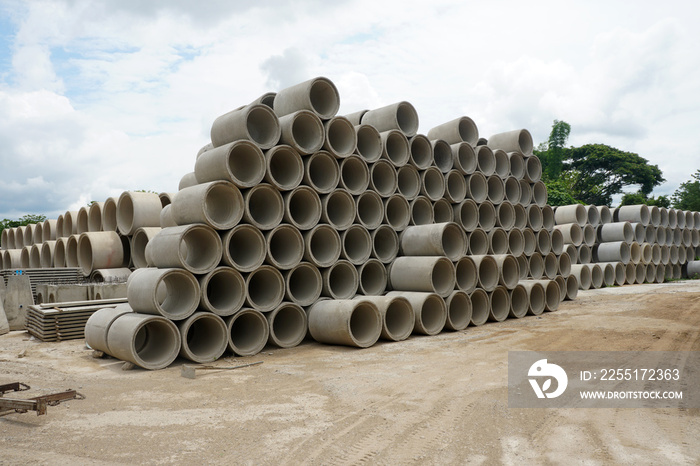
[
  {"x1": 469, "y1": 228, "x2": 489, "y2": 255},
  {"x1": 523, "y1": 279, "x2": 560, "y2": 311},
  {"x1": 379, "y1": 130, "x2": 410, "y2": 167},
  {"x1": 675, "y1": 209, "x2": 686, "y2": 229},
  {"x1": 179, "y1": 172, "x2": 198, "y2": 190},
  {"x1": 106, "y1": 312, "x2": 181, "y2": 370},
  {"x1": 455, "y1": 256, "x2": 477, "y2": 294},
  {"x1": 570, "y1": 264, "x2": 592, "y2": 290},
  {"x1": 221, "y1": 224, "x2": 266, "y2": 272},
  {"x1": 616, "y1": 204, "x2": 651, "y2": 226},
  {"x1": 514, "y1": 204, "x2": 527, "y2": 230},
  {"x1": 397, "y1": 164, "x2": 421, "y2": 200},
  {"x1": 28, "y1": 244, "x2": 41, "y2": 268},
  {"x1": 682, "y1": 229, "x2": 692, "y2": 247},
  {"x1": 524, "y1": 157, "x2": 542, "y2": 184},
  {"x1": 504, "y1": 177, "x2": 522, "y2": 205},
  {"x1": 582, "y1": 224, "x2": 596, "y2": 247},
  {"x1": 86, "y1": 202, "x2": 104, "y2": 233},
  {"x1": 553, "y1": 223, "x2": 583, "y2": 246},
  {"x1": 487, "y1": 129, "x2": 534, "y2": 156},
  {"x1": 598, "y1": 221, "x2": 634, "y2": 244},
  {"x1": 431, "y1": 139, "x2": 453, "y2": 174},
  {"x1": 469, "y1": 288, "x2": 490, "y2": 325},
  {"x1": 355, "y1": 124, "x2": 382, "y2": 163},
  {"x1": 478, "y1": 200, "x2": 497, "y2": 231},
  {"x1": 508, "y1": 228, "x2": 525, "y2": 257},
  {"x1": 242, "y1": 183, "x2": 284, "y2": 230},
  {"x1": 488, "y1": 228, "x2": 509, "y2": 255},
  {"x1": 654, "y1": 262, "x2": 665, "y2": 283},
  {"x1": 75, "y1": 207, "x2": 89, "y2": 234},
  {"x1": 487, "y1": 175, "x2": 505, "y2": 204},
  {"x1": 146, "y1": 224, "x2": 222, "y2": 274},
  {"x1": 362, "y1": 101, "x2": 419, "y2": 137},
  {"x1": 65, "y1": 234, "x2": 80, "y2": 268},
  {"x1": 2, "y1": 249, "x2": 19, "y2": 268},
  {"x1": 493, "y1": 149, "x2": 510, "y2": 179},
  {"x1": 644, "y1": 225, "x2": 656, "y2": 244},
  {"x1": 687, "y1": 260, "x2": 700, "y2": 278},
  {"x1": 536, "y1": 229, "x2": 551, "y2": 255},
  {"x1": 274, "y1": 76, "x2": 339, "y2": 119},
  {"x1": 656, "y1": 226, "x2": 667, "y2": 246},
  {"x1": 40, "y1": 240, "x2": 56, "y2": 268},
  {"x1": 558, "y1": 251, "x2": 572, "y2": 277},
  {"x1": 245, "y1": 265, "x2": 285, "y2": 312},
  {"x1": 304, "y1": 224, "x2": 341, "y2": 267},
  {"x1": 400, "y1": 222, "x2": 466, "y2": 261},
  {"x1": 531, "y1": 181, "x2": 547, "y2": 207},
  {"x1": 669, "y1": 245, "x2": 678, "y2": 265},
  {"x1": 642, "y1": 263, "x2": 655, "y2": 283},
  {"x1": 630, "y1": 241, "x2": 642, "y2": 264},
  {"x1": 466, "y1": 171, "x2": 488, "y2": 203},
  {"x1": 13, "y1": 224, "x2": 25, "y2": 246},
  {"x1": 100, "y1": 197, "x2": 118, "y2": 232},
  {"x1": 433, "y1": 199, "x2": 454, "y2": 223},
  {"x1": 578, "y1": 244, "x2": 592, "y2": 264},
  {"x1": 523, "y1": 208, "x2": 542, "y2": 235},
  {"x1": 661, "y1": 245, "x2": 670, "y2": 265},
  {"x1": 445, "y1": 170, "x2": 467, "y2": 203},
  {"x1": 543, "y1": 252, "x2": 558, "y2": 280},
  {"x1": 386, "y1": 291, "x2": 446, "y2": 335},
  {"x1": 85, "y1": 304, "x2": 133, "y2": 354},
  {"x1": 266, "y1": 224, "x2": 304, "y2": 270},
  {"x1": 508, "y1": 151, "x2": 525, "y2": 180},
  {"x1": 369, "y1": 159, "x2": 398, "y2": 197},
  {"x1": 384, "y1": 195, "x2": 410, "y2": 232},
  {"x1": 340, "y1": 155, "x2": 370, "y2": 195},
  {"x1": 593, "y1": 241, "x2": 630, "y2": 264},
  {"x1": 159, "y1": 192, "x2": 175, "y2": 208},
  {"x1": 198, "y1": 266, "x2": 246, "y2": 316},
  {"x1": 564, "y1": 275, "x2": 579, "y2": 300},
  {"x1": 225, "y1": 309, "x2": 269, "y2": 356},
  {"x1": 211, "y1": 104, "x2": 281, "y2": 149},
  {"x1": 52, "y1": 239, "x2": 66, "y2": 268},
  {"x1": 389, "y1": 256, "x2": 456, "y2": 298},
  {"x1": 171, "y1": 181, "x2": 243, "y2": 230},
  {"x1": 420, "y1": 166, "x2": 446, "y2": 201},
  {"x1": 308, "y1": 299, "x2": 382, "y2": 347},
  {"x1": 453, "y1": 199, "x2": 479, "y2": 232},
  {"x1": 322, "y1": 260, "x2": 359, "y2": 299},
  {"x1": 282, "y1": 188, "x2": 324, "y2": 234},
  {"x1": 598, "y1": 263, "x2": 615, "y2": 287},
  {"x1": 357, "y1": 258, "x2": 388, "y2": 295},
  {"x1": 355, "y1": 190, "x2": 384, "y2": 229},
  {"x1": 409, "y1": 134, "x2": 434, "y2": 169},
  {"x1": 528, "y1": 252, "x2": 544, "y2": 279},
  {"x1": 518, "y1": 179, "x2": 531, "y2": 206},
  {"x1": 322, "y1": 115, "x2": 357, "y2": 158},
  {"x1": 341, "y1": 224, "x2": 372, "y2": 265},
  {"x1": 678, "y1": 245, "x2": 687, "y2": 264},
  {"x1": 684, "y1": 210, "x2": 695, "y2": 229},
  {"x1": 523, "y1": 228, "x2": 537, "y2": 256},
  {"x1": 77, "y1": 231, "x2": 125, "y2": 276},
  {"x1": 490, "y1": 254, "x2": 520, "y2": 289},
  {"x1": 550, "y1": 228, "x2": 564, "y2": 255},
  {"x1": 475, "y1": 145, "x2": 496, "y2": 176},
  {"x1": 355, "y1": 295, "x2": 414, "y2": 341},
  {"x1": 451, "y1": 142, "x2": 477, "y2": 175},
  {"x1": 542, "y1": 205, "x2": 555, "y2": 231},
  {"x1": 320, "y1": 189, "x2": 354, "y2": 230},
  {"x1": 195, "y1": 140, "x2": 266, "y2": 188},
  {"x1": 117, "y1": 191, "x2": 162, "y2": 236},
  {"x1": 1, "y1": 228, "x2": 9, "y2": 250},
  {"x1": 265, "y1": 302, "x2": 308, "y2": 349},
  {"x1": 596, "y1": 205, "x2": 613, "y2": 224},
  {"x1": 410, "y1": 196, "x2": 434, "y2": 225},
  {"x1": 509, "y1": 284, "x2": 529, "y2": 318},
  {"x1": 127, "y1": 267, "x2": 200, "y2": 320},
  {"x1": 264, "y1": 144, "x2": 304, "y2": 191},
  {"x1": 554, "y1": 275, "x2": 567, "y2": 304},
  {"x1": 19, "y1": 246, "x2": 30, "y2": 268},
  {"x1": 444, "y1": 290, "x2": 471, "y2": 331},
  {"x1": 178, "y1": 312, "x2": 228, "y2": 364},
  {"x1": 284, "y1": 261, "x2": 322, "y2": 306},
  {"x1": 470, "y1": 254, "x2": 499, "y2": 292},
  {"x1": 488, "y1": 286, "x2": 511, "y2": 322},
  {"x1": 629, "y1": 222, "x2": 646, "y2": 244},
  {"x1": 63, "y1": 211, "x2": 79, "y2": 238},
  {"x1": 584, "y1": 205, "x2": 600, "y2": 227},
  {"x1": 427, "y1": 116, "x2": 479, "y2": 145},
  {"x1": 518, "y1": 280, "x2": 546, "y2": 316}
]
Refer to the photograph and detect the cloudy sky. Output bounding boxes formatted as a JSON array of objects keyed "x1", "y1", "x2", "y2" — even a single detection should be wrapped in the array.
[{"x1": 1, "y1": 0, "x2": 699, "y2": 219}]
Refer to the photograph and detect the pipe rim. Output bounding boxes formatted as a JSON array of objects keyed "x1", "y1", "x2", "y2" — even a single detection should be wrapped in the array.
[{"x1": 227, "y1": 309, "x2": 269, "y2": 356}]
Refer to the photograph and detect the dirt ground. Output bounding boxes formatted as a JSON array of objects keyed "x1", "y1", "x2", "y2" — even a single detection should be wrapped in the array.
[{"x1": 1, "y1": 280, "x2": 699, "y2": 465}]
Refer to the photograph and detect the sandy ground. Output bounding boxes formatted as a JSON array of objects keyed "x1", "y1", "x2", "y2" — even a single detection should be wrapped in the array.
[{"x1": 1, "y1": 280, "x2": 699, "y2": 465}]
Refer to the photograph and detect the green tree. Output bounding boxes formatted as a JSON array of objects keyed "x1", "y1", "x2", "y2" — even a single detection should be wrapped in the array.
[
  {"x1": 671, "y1": 169, "x2": 700, "y2": 211},
  {"x1": 0, "y1": 214, "x2": 47, "y2": 246},
  {"x1": 564, "y1": 144, "x2": 665, "y2": 206},
  {"x1": 620, "y1": 192, "x2": 671, "y2": 208},
  {"x1": 543, "y1": 171, "x2": 582, "y2": 206},
  {"x1": 534, "y1": 120, "x2": 571, "y2": 180}
]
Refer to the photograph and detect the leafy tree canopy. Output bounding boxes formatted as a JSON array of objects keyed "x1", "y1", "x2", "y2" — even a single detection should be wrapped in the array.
[
  {"x1": 534, "y1": 120, "x2": 571, "y2": 180},
  {"x1": 671, "y1": 169, "x2": 700, "y2": 211}
]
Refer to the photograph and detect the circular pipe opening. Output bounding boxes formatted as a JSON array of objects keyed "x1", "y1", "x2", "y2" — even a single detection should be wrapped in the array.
[
  {"x1": 245, "y1": 185, "x2": 284, "y2": 230},
  {"x1": 325, "y1": 261, "x2": 359, "y2": 299},
  {"x1": 372, "y1": 225, "x2": 399, "y2": 263},
  {"x1": 342, "y1": 225, "x2": 372, "y2": 265},
  {"x1": 226, "y1": 141, "x2": 266, "y2": 188},
  {"x1": 267, "y1": 225, "x2": 304, "y2": 270},
  {"x1": 246, "y1": 267, "x2": 284, "y2": 312},
  {"x1": 349, "y1": 302, "x2": 382, "y2": 346},
  {"x1": 397, "y1": 165, "x2": 420, "y2": 200},
  {"x1": 266, "y1": 145, "x2": 303, "y2": 190},
  {"x1": 469, "y1": 229, "x2": 488, "y2": 255},
  {"x1": 322, "y1": 189, "x2": 355, "y2": 230},
  {"x1": 419, "y1": 294, "x2": 446, "y2": 334},
  {"x1": 269, "y1": 303, "x2": 306, "y2": 348},
  {"x1": 227, "y1": 310, "x2": 268, "y2": 356},
  {"x1": 340, "y1": 156, "x2": 369, "y2": 195},
  {"x1": 201, "y1": 267, "x2": 245, "y2": 316},
  {"x1": 489, "y1": 287, "x2": 510, "y2": 322},
  {"x1": 470, "y1": 289, "x2": 489, "y2": 325},
  {"x1": 305, "y1": 151, "x2": 340, "y2": 193},
  {"x1": 309, "y1": 78, "x2": 340, "y2": 119},
  {"x1": 478, "y1": 202, "x2": 496, "y2": 231},
  {"x1": 453, "y1": 142, "x2": 476, "y2": 174},
  {"x1": 131, "y1": 318, "x2": 180, "y2": 370},
  {"x1": 370, "y1": 160, "x2": 398, "y2": 197},
  {"x1": 383, "y1": 131, "x2": 410, "y2": 166},
  {"x1": 356, "y1": 124, "x2": 382, "y2": 162},
  {"x1": 383, "y1": 297, "x2": 414, "y2": 340},
  {"x1": 467, "y1": 172, "x2": 487, "y2": 203},
  {"x1": 223, "y1": 225, "x2": 266, "y2": 272},
  {"x1": 476, "y1": 146, "x2": 496, "y2": 176},
  {"x1": 410, "y1": 197, "x2": 433, "y2": 225},
  {"x1": 358, "y1": 259, "x2": 387, "y2": 295},
  {"x1": 432, "y1": 139, "x2": 453, "y2": 173},
  {"x1": 356, "y1": 192, "x2": 384, "y2": 229},
  {"x1": 246, "y1": 106, "x2": 280, "y2": 148},
  {"x1": 409, "y1": 134, "x2": 433, "y2": 169},
  {"x1": 306, "y1": 225, "x2": 341, "y2": 267},
  {"x1": 285, "y1": 186, "x2": 321, "y2": 230},
  {"x1": 286, "y1": 262, "x2": 322, "y2": 306},
  {"x1": 325, "y1": 117, "x2": 356, "y2": 157},
  {"x1": 181, "y1": 313, "x2": 227, "y2": 363},
  {"x1": 446, "y1": 291, "x2": 471, "y2": 330}
]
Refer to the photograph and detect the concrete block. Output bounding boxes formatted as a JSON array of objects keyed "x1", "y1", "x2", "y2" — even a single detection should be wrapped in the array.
[
  {"x1": 4, "y1": 275, "x2": 33, "y2": 330},
  {"x1": 44, "y1": 284, "x2": 90, "y2": 303},
  {"x1": 90, "y1": 283, "x2": 128, "y2": 300}
]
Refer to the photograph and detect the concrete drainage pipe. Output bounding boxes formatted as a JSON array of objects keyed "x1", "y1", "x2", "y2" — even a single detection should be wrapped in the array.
[
  {"x1": 284, "y1": 261, "x2": 322, "y2": 306},
  {"x1": 431, "y1": 139, "x2": 453, "y2": 174},
  {"x1": 467, "y1": 171, "x2": 488, "y2": 204},
  {"x1": 518, "y1": 280, "x2": 546, "y2": 316},
  {"x1": 490, "y1": 254, "x2": 520, "y2": 289},
  {"x1": 146, "y1": 224, "x2": 222, "y2": 275},
  {"x1": 528, "y1": 279, "x2": 560, "y2": 311},
  {"x1": 475, "y1": 145, "x2": 496, "y2": 176},
  {"x1": 451, "y1": 142, "x2": 477, "y2": 175},
  {"x1": 341, "y1": 224, "x2": 372, "y2": 265},
  {"x1": 544, "y1": 252, "x2": 558, "y2": 280},
  {"x1": 389, "y1": 256, "x2": 456, "y2": 298},
  {"x1": 570, "y1": 264, "x2": 592, "y2": 290},
  {"x1": 355, "y1": 191, "x2": 384, "y2": 230},
  {"x1": 433, "y1": 199, "x2": 454, "y2": 223},
  {"x1": 127, "y1": 268, "x2": 200, "y2": 320},
  {"x1": 320, "y1": 189, "x2": 354, "y2": 231},
  {"x1": 597, "y1": 205, "x2": 613, "y2": 224},
  {"x1": 264, "y1": 145, "x2": 304, "y2": 191},
  {"x1": 522, "y1": 228, "x2": 536, "y2": 256},
  {"x1": 211, "y1": 103, "x2": 281, "y2": 149},
  {"x1": 308, "y1": 299, "x2": 382, "y2": 348},
  {"x1": 616, "y1": 204, "x2": 651, "y2": 226},
  {"x1": 577, "y1": 244, "x2": 591, "y2": 264},
  {"x1": 178, "y1": 312, "x2": 228, "y2": 363},
  {"x1": 493, "y1": 149, "x2": 510, "y2": 179},
  {"x1": 558, "y1": 252, "x2": 572, "y2": 277},
  {"x1": 340, "y1": 155, "x2": 370, "y2": 195},
  {"x1": 508, "y1": 151, "x2": 525, "y2": 180},
  {"x1": 379, "y1": 130, "x2": 410, "y2": 167},
  {"x1": 519, "y1": 180, "x2": 531, "y2": 206},
  {"x1": 221, "y1": 224, "x2": 266, "y2": 272},
  {"x1": 445, "y1": 170, "x2": 467, "y2": 203},
  {"x1": 355, "y1": 124, "x2": 382, "y2": 163},
  {"x1": 40, "y1": 240, "x2": 57, "y2": 268},
  {"x1": 354, "y1": 295, "x2": 414, "y2": 341},
  {"x1": 198, "y1": 266, "x2": 245, "y2": 316},
  {"x1": 509, "y1": 284, "x2": 529, "y2": 318},
  {"x1": 400, "y1": 222, "x2": 466, "y2": 261},
  {"x1": 86, "y1": 202, "x2": 104, "y2": 233},
  {"x1": 598, "y1": 222, "x2": 634, "y2": 244},
  {"x1": 542, "y1": 206, "x2": 555, "y2": 231},
  {"x1": 487, "y1": 129, "x2": 534, "y2": 156},
  {"x1": 427, "y1": 116, "x2": 479, "y2": 145},
  {"x1": 410, "y1": 196, "x2": 434, "y2": 225},
  {"x1": 304, "y1": 224, "x2": 341, "y2": 268},
  {"x1": 408, "y1": 134, "x2": 434, "y2": 169},
  {"x1": 357, "y1": 258, "x2": 388, "y2": 296},
  {"x1": 528, "y1": 253, "x2": 544, "y2": 279},
  {"x1": 52, "y1": 240, "x2": 66, "y2": 268},
  {"x1": 172, "y1": 181, "x2": 244, "y2": 230},
  {"x1": 273, "y1": 76, "x2": 340, "y2": 120},
  {"x1": 226, "y1": 309, "x2": 269, "y2": 356},
  {"x1": 371, "y1": 225, "x2": 400, "y2": 264},
  {"x1": 478, "y1": 201, "x2": 497, "y2": 231},
  {"x1": 504, "y1": 177, "x2": 521, "y2": 205},
  {"x1": 488, "y1": 286, "x2": 511, "y2": 322},
  {"x1": 444, "y1": 290, "x2": 472, "y2": 331},
  {"x1": 516, "y1": 254, "x2": 529, "y2": 280},
  {"x1": 453, "y1": 199, "x2": 478, "y2": 232},
  {"x1": 131, "y1": 227, "x2": 162, "y2": 269},
  {"x1": 553, "y1": 223, "x2": 583, "y2": 246},
  {"x1": 469, "y1": 228, "x2": 489, "y2": 255},
  {"x1": 469, "y1": 288, "x2": 490, "y2": 325},
  {"x1": 565, "y1": 275, "x2": 579, "y2": 300},
  {"x1": 487, "y1": 175, "x2": 505, "y2": 204},
  {"x1": 196, "y1": 141, "x2": 266, "y2": 189},
  {"x1": 531, "y1": 181, "x2": 547, "y2": 207},
  {"x1": 455, "y1": 256, "x2": 477, "y2": 294},
  {"x1": 420, "y1": 166, "x2": 446, "y2": 201},
  {"x1": 65, "y1": 234, "x2": 80, "y2": 268},
  {"x1": 384, "y1": 195, "x2": 410, "y2": 232},
  {"x1": 321, "y1": 260, "x2": 359, "y2": 299},
  {"x1": 29, "y1": 244, "x2": 41, "y2": 268},
  {"x1": 106, "y1": 312, "x2": 181, "y2": 370},
  {"x1": 385, "y1": 291, "x2": 446, "y2": 336},
  {"x1": 508, "y1": 228, "x2": 525, "y2": 257},
  {"x1": 593, "y1": 241, "x2": 631, "y2": 264},
  {"x1": 77, "y1": 232, "x2": 125, "y2": 276},
  {"x1": 243, "y1": 183, "x2": 284, "y2": 231},
  {"x1": 266, "y1": 224, "x2": 304, "y2": 270},
  {"x1": 85, "y1": 304, "x2": 134, "y2": 354},
  {"x1": 397, "y1": 165, "x2": 421, "y2": 200},
  {"x1": 323, "y1": 116, "x2": 357, "y2": 158},
  {"x1": 266, "y1": 302, "x2": 308, "y2": 348},
  {"x1": 245, "y1": 265, "x2": 285, "y2": 312},
  {"x1": 488, "y1": 228, "x2": 509, "y2": 255},
  {"x1": 470, "y1": 254, "x2": 499, "y2": 292},
  {"x1": 362, "y1": 101, "x2": 419, "y2": 138},
  {"x1": 282, "y1": 185, "x2": 322, "y2": 231}
]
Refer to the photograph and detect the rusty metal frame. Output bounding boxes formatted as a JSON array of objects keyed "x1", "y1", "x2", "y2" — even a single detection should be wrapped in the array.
[{"x1": 0, "y1": 383, "x2": 83, "y2": 416}]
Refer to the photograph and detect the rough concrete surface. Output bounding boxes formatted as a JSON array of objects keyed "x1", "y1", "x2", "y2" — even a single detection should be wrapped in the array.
[{"x1": 1, "y1": 280, "x2": 699, "y2": 465}]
